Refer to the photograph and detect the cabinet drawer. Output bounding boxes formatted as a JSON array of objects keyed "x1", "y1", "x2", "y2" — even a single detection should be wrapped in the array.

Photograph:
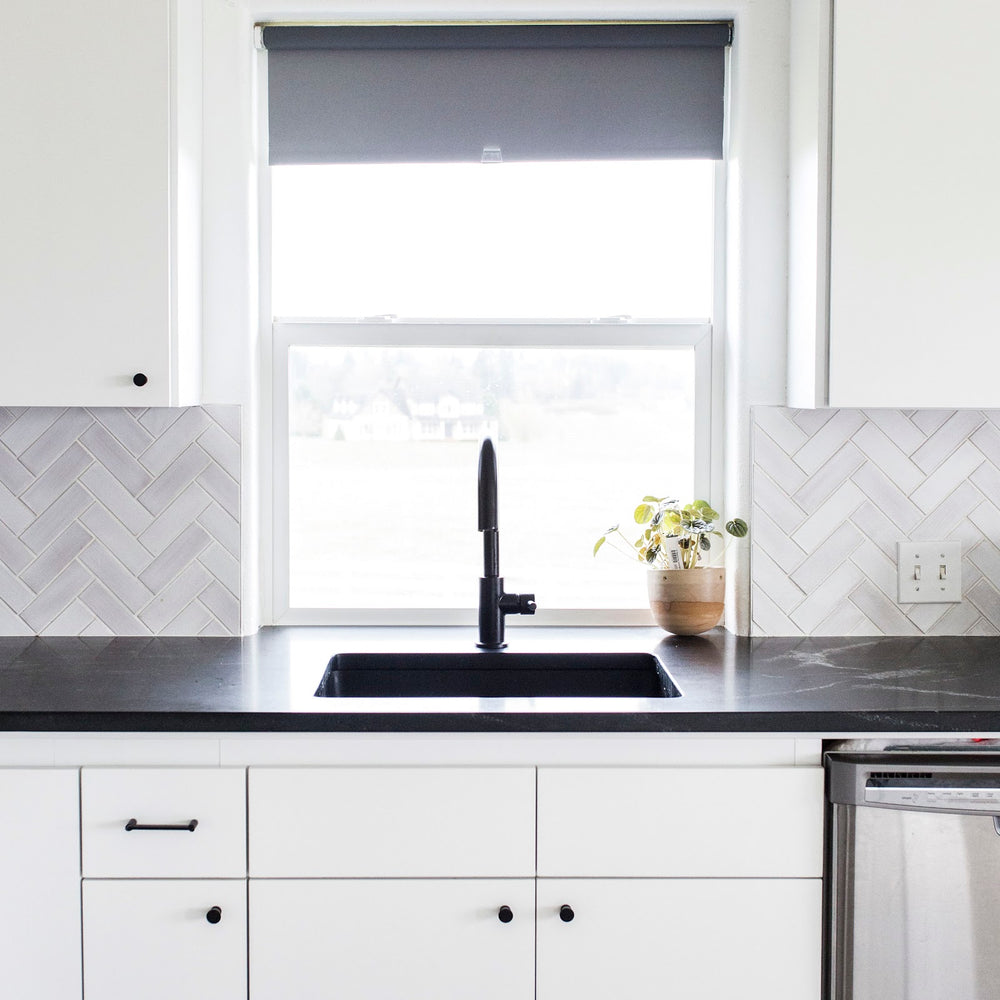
[
  {"x1": 249, "y1": 767, "x2": 535, "y2": 877},
  {"x1": 82, "y1": 768, "x2": 246, "y2": 877},
  {"x1": 537, "y1": 767, "x2": 823, "y2": 877}
]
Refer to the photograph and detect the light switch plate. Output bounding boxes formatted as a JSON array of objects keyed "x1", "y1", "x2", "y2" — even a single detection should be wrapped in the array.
[{"x1": 897, "y1": 540, "x2": 962, "y2": 603}]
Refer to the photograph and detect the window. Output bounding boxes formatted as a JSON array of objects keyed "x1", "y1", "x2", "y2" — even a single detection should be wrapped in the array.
[{"x1": 264, "y1": 22, "x2": 728, "y2": 623}]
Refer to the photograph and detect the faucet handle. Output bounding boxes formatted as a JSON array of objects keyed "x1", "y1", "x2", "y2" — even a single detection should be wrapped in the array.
[{"x1": 500, "y1": 592, "x2": 536, "y2": 616}]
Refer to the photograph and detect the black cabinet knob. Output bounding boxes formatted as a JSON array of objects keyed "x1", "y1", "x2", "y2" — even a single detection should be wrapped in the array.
[
  {"x1": 206, "y1": 906, "x2": 222, "y2": 924},
  {"x1": 132, "y1": 373, "x2": 148, "y2": 387},
  {"x1": 559, "y1": 904, "x2": 575, "y2": 922},
  {"x1": 497, "y1": 905, "x2": 514, "y2": 923}
]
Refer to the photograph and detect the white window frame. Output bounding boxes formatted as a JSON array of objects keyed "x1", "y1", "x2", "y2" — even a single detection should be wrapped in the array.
[
  {"x1": 270, "y1": 315, "x2": 718, "y2": 626},
  {"x1": 257, "y1": 25, "x2": 730, "y2": 627}
]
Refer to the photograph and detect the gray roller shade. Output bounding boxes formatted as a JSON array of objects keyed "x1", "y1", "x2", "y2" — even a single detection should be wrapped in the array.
[{"x1": 263, "y1": 23, "x2": 731, "y2": 164}]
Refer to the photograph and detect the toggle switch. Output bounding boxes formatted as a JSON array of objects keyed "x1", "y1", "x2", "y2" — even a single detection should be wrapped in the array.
[{"x1": 897, "y1": 541, "x2": 961, "y2": 603}]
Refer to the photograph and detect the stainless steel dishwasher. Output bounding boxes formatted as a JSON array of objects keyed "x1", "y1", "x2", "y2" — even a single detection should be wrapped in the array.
[{"x1": 827, "y1": 745, "x2": 1000, "y2": 1000}]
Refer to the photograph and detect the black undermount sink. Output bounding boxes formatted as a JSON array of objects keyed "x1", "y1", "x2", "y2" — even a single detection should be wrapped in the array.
[{"x1": 315, "y1": 652, "x2": 680, "y2": 699}]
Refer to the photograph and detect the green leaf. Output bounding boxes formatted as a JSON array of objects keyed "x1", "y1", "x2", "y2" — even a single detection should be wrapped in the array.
[
  {"x1": 725, "y1": 518, "x2": 749, "y2": 538},
  {"x1": 634, "y1": 503, "x2": 654, "y2": 524},
  {"x1": 641, "y1": 495, "x2": 662, "y2": 503},
  {"x1": 593, "y1": 536, "x2": 606, "y2": 557},
  {"x1": 700, "y1": 535, "x2": 711, "y2": 550}
]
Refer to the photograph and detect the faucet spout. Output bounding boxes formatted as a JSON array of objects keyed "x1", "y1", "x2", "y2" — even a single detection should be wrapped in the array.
[
  {"x1": 476, "y1": 437, "x2": 536, "y2": 649},
  {"x1": 478, "y1": 437, "x2": 499, "y2": 533},
  {"x1": 478, "y1": 438, "x2": 499, "y2": 578}
]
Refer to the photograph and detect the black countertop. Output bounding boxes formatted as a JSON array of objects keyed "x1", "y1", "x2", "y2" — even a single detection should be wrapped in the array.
[{"x1": 2, "y1": 626, "x2": 1000, "y2": 733}]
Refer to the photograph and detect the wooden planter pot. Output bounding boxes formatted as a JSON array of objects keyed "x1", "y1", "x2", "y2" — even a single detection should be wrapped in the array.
[{"x1": 647, "y1": 567, "x2": 725, "y2": 635}]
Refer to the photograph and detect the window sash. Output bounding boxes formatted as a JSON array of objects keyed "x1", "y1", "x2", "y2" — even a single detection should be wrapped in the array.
[{"x1": 270, "y1": 320, "x2": 713, "y2": 627}]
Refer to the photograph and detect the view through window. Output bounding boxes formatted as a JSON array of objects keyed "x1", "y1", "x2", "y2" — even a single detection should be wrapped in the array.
[
  {"x1": 273, "y1": 160, "x2": 715, "y2": 614},
  {"x1": 287, "y1": 344, "x2": 696, "y2": 609}
]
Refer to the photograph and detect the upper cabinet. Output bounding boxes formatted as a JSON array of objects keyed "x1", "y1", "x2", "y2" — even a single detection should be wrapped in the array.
[
  {"x1": 789, "y1": 0, "x2": 1000, "y2": 409},
  {"x1": 0, "y1": 0, "x2": 202, "y2": 407}
]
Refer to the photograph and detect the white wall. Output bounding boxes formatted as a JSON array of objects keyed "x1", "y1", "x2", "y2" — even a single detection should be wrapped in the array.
[{"x1": 202, "y1": 0, "x2": 261, "y2": 628}]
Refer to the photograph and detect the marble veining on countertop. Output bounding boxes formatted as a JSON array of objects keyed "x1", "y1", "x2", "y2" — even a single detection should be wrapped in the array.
[{"x1": 2, "y1": 626, "x2": 1000, "y2": 732}]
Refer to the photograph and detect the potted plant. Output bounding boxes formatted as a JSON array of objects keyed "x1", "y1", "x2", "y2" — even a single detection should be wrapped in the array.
[{"x1": 594, "y1": 497, "x2": 748, "y2": 635}]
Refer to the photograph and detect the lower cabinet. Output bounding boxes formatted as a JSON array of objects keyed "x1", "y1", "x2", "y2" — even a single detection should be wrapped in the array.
[
  {"x1": 2, "y1": 752, "x2": 825, "y2": 1000},
  {"x1": 250, "y1": 879, "x2": 535, "y2": 1000},
  {"x1": 537, "y1": 878, "x2": 822, "y2": 999},
  {"x1": 82, "y1": 880, "x2": 247, "y2": 1000}
]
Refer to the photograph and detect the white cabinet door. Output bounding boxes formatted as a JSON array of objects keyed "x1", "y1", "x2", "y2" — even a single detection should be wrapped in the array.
[
  {"x1": 0, "y1": 769, "x2": 81, "y2": 998},
  {"x1": 0, "y1": 0, "x2": 201, "y2": 406},
  {"x1": 250, "y1": 879, "x2": 535, "y2": 1000},
  {"x1": 83, "y1": 880, "x2": 247, "y2": 1000},
  {"x1": 537, "y1": 878, "x2": 822, "y2": 1000},
  {"x1": 828, "y1": 0, "x2": 1000, "y2": 408}
]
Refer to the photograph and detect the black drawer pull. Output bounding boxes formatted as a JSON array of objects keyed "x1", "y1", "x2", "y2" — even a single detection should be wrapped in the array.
[
  {"x1": 206, "y1": 906, "x2": 223, "y2": 924},
  {"x1": 497, "y1": 905, "x2": 514, "y2": 923},
  {"x1": 559, "y1": 904, "x2": 575, "y2": 922},
  {"x1": 124, "y1": 818, "x2": 199, "y2": 832}
]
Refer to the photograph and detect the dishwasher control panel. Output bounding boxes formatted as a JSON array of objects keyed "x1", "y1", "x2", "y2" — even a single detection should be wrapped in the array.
[
  {"x1": 864, "y1": 785, "x2": 1000, "y2": 811},
  {"x1": 827, "y1": 752, "x2": 1000, "y2": 814}
]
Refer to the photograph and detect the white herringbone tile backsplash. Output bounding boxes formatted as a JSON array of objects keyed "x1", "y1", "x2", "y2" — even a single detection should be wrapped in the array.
[
  {"x1": 0, "y1": 406, "x2": 240, "y2": 635},
  {"x1": 752, "y1": 407, "x2": 1000, "y2": 636}
]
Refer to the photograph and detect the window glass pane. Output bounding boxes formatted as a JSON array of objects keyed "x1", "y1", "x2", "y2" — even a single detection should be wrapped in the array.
[
  {"x1": 288, "y1": 345, "x2": 695, "y2": 610},
  {"x1": 272, "y1": 161, "x2": 714, "y2": 319}
]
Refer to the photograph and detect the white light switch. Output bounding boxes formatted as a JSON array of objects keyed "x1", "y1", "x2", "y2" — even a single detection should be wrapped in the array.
[{"x1": 897, "y1": 541, "x2": 962, "y2": 603}]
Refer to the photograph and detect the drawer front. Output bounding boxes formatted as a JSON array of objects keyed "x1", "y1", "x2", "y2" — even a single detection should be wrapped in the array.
[
  {"x1": 249, "y1": 767, "x2": 536, "y2": 877},
  {"x1": 537, "y1": 767, "x2": 824, "y2": 877},
  {"x1": 82, "y1": 768, "x2": 246, "y2": 877}
]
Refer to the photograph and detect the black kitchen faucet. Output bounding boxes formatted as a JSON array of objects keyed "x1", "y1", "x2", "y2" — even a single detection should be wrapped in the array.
[{"x1": 477, "y1": 438, "x2": 536, "y2": 649}]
